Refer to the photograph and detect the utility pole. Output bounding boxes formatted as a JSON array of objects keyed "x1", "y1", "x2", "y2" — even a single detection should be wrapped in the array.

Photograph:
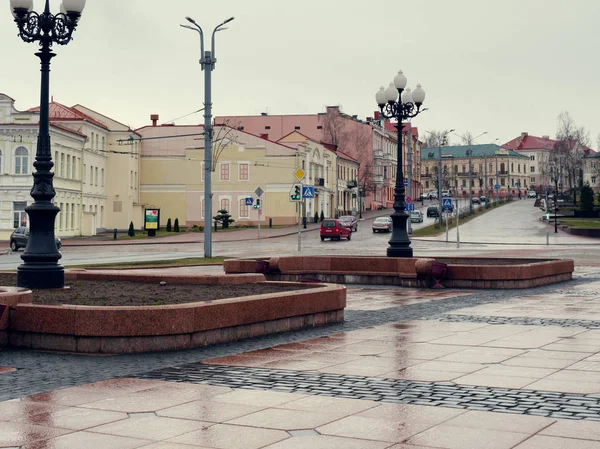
[
  {"x1": 468, "y1": 148, "x2": 473, "y2": 213},
  {"x1": 182, "y1": 16, "x2": 234, "y2": 259}
]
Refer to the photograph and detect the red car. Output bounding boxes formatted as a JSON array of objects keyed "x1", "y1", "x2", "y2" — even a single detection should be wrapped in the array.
[{"x1": 320, "y1": 219, "x2": 352, "y2": 241}]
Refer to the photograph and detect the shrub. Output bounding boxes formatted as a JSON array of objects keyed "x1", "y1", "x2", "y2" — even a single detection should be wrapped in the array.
[
  {"x1": 213, "y1": 209, "x2": 235, "y2": 229},
  {"x1": 128, "y1": 221, "x2": 135, "y2": 237},
  {"x1": 314, "y1": 211, "x2": 319, "y2": 223},
  {"x1": 174, "y1": 218, "x2": 180, "y2": 232},
  {"x1": 581, "y1": 182, "x2": 594, "y2": 211},
  {"x1": 166, "y1": 218, "x2": 172, "y2": 232},
  {"x1": 320, "y1": 210, "x2": 325, "y2": 222}
]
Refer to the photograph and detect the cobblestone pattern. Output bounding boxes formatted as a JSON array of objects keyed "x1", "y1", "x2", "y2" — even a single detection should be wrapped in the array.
[
  {"x1": 431, "y1": 314, "x2": 600, "y2": 329},
  {"x1": 139, "y1": 363, "x2": 600, "y2": 421},
  {"x1": 0, "y1": 274, "x2": 597, "y2": 402}
]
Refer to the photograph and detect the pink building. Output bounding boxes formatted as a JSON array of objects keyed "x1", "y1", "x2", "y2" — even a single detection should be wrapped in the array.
[{"x1": 216, "y1": 106, "x2": 377, "y2": 209}]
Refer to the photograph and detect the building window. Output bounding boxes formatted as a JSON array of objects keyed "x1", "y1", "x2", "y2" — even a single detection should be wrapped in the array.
[
  {"x1": 65, "y1": 204, "x2": 69, "y2": 230},
  {"x1": 102, "y1": 136, "x2": 105, "y2": 151},
  {"x1": 425, "y1": 181, "x2": 429, "y2": 188},
  {"x1": 220, "y1": 198, "x2": 230, "y2": 212},
  {"x1": 239, "y1": 163, "x2": 249, "y2": 181},
  {"x1": 14, "y1": 147, "x2": 29, "y2": 175},
  {"x1": 462, "y1": 165, "x2": 466, "y2": 173},
  {"x1": 239, "y1": 199, "x2": 249, "y2": 218},
  {"x1": 530, "y1": 155, "x2": 535, "y2": 161},
  {"x1": 489, "y1": 163, "x2": 493, "y2": 173},
  {"x1": 530, "y1": 166, "x2": 535, "y2": 173},
  {"x1": 220, "y1": 163, "x2": 230, "y2": 181},
  {"x1": 593, "y1": 177, "x2": 597, "y2": 184},
  {"x1": 72, "y1": 156, "x2": 76, "y2": 179},
  {"x1": 90, "y1": 166, "x2": 93, "y2": 184},
  {"x1": 130, "y1": 170, "x2": 133, "y2": 188},
  {"x1": 201, "y1": 162, "x2": 205, "y2": 182},
  {"x1": 134, "y1": 172, "x2": 137, "y2": 189},
  {"x1": 0, "y1": 149, "x2": 2, "y2": 173},
  {"x1": 95, "y1": 167, "x2": 98, "y2": 186},
  {"x1": 530, "y1": 177, "x2": 535, "y2": 183},
  {"x1": 295, "y1": 126, "x2": 301, "y2": 130},
  {"x1": 66, "y1": 155, "x2": 70, "y2": 178},
  {"x1": 13, "y1": 202, "x2": 27, "y2": 228},
  {"x1": 501, "y1": 178, "x2": 505, "y2": 186},
  {"x1": 511, "y1": 163, "x2": 514, "y2": 172},
  {"x1": 317, "y1": 125, "x2": 323, "y2": 129},
  {"x1": 101, "y1": 168, "x2": 105, "y2": 186},
  {"x1": 83, "y1": 164, "x2": 86, "y2": 183},
  {"x1": 59, "y1": 203, "x2": 63, "y2": 230},
  {"x1": 265, "y1": 126, "x2": 271, "y2": 130}
]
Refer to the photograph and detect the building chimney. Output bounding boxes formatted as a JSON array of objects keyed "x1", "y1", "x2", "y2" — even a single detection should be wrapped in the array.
[
  {"x1": 151, "y1": 114, "x2": 159, "y2": 127},
  {"x1": 521, "y1": 132, "x2": 528, "y2": 138},
  {"x1": 542, "y1": 135, "x2": 549, "y2": 139},
  {"x1": 261, "y1": 112, "x2": 268, "y2": 116},
  {"x1": 374, "y1": 111, "x2": 380, "y2": 121}
]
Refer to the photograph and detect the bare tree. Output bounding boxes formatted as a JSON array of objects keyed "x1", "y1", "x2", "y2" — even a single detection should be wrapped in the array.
[
  {"x1": 320, "y1": 107, "x2": 348, "y2": 148},
  {"x1": 423, "y1": 129, "x2": 453, "y2": 148},
  {"x1": 211, "y1": 120, "x2": 239, "y2": 171},
  {"x1": 552, "y1": 111, "x2": 589, "y2": 197}
]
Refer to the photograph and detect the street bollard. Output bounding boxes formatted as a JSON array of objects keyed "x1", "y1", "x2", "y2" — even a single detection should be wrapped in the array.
[
  {"x1": 269, "y1": 218, "x2": 272, "y2": 228},
  {"x1": 113, "y1": 228, "x2": 117, "y2": 240},
  {"x1": 303, "y1": 217, "x2": 307, "y2": 229},
  {"x1": 546, "y1": 231, "x2": 549, "y2": 245},
  {"x1": 214, "y1": 221, "x2": 218, "y2": 233}
]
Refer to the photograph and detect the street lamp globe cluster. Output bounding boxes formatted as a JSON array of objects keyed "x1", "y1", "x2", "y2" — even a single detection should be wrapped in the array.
[
  {"x1": 10, "y1": 0, "x2": 86, "y2": 289},
  {"x1": 376, "y1": 70, "x2": 426, "y2": 258}
]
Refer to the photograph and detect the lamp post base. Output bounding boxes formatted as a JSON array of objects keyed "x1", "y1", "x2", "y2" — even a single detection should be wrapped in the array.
[
  {"x1": 17, "y1": 264, "x2": 64, "y2": 290},
  {"x1": 386, "y1": 211, "x2": 413, "y2": 258}
]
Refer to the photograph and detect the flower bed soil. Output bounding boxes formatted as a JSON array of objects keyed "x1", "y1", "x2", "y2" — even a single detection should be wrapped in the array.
[{"x1": 0, "y1": 273, "x2": 312, "y2": 306}]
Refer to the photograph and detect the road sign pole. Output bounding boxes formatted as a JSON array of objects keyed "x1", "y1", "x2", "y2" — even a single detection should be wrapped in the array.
[
  {"x1": 258, "y1": 208, "x2": 261, "y2": 240},
  {"x1": 445, "y1": 211, "x2": 449, "y2": 242},
  {"x1": 456, "y1": 204, "x2": 460, "y2": 248},
  {"x1": 297, "y1": 202, "x2": 301, "y2": 252}
]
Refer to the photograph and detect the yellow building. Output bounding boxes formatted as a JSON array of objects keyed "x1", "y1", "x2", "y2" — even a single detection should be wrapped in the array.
[{"x1": 138, "y1": 120, "x2": 331, "y2": 227}]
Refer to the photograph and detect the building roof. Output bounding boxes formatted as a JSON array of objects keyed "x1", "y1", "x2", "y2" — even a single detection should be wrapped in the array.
[
  {"x1": 336, "y1": 149, "x2": 359, "y2": 164},
  {"x1": 278, "y1": 130, "x2": 338, "y2": 152},
  {"x1": 503, "y1": 133, "x2": 557, "y2": 151},
  {"x1": 27, "y1": 101, "x2": 109, "y2": 130},
  {"x1": 421, "y1": 143, "x2": 527, "y2": 160}
]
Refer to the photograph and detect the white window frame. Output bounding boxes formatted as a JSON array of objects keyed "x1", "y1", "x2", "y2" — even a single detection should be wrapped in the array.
[
  {"x1": 238, "y1": 162, "x2": 250, "y2": 181},
  {"x1": 14, "y1": 147, "x2": 29, "y2": 175},
  {"x1": 219, "y1": 162, "x2": 231, "y2": 182},
  {"x1": 219, "y1": 196, "x2": 232, "y2": 213},
  {"x1": 239, "y1": 198, "x2": 250, "y2": 219}
]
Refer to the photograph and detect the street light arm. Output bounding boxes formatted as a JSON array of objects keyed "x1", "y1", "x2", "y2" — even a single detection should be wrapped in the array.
[
  {"x1": 182, "y1": 17, "x2": 205, "y2": 57},
  {"x1": 211, "y1": 17, "x2": 234, "y2": 57}
]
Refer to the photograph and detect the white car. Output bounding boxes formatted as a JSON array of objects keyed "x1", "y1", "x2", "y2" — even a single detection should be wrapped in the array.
[
  {"x1": 527, "y1": 191, "x2": 537, "y2": 198},
  {"x1": 442, "y1": 190, "x2": 451, "y2": 197}
]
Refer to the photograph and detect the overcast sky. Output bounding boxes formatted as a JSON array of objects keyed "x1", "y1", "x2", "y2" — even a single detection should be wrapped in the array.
[{"x1": 2, "y1": 0, "x2": 599, "y2": 146}]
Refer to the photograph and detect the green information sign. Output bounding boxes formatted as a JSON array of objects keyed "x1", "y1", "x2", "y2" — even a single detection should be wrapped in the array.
[{"x1": 145, "y1": 208, "x2": 160, "y2": 230}]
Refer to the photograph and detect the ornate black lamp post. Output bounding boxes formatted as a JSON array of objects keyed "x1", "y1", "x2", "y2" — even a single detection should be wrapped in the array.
[
  {"x1": 376, "y1": 71, "x2": 426, "y2": 257},
  {"x1": 10, "y1": 0, "x2": 86, "y2": 289}
]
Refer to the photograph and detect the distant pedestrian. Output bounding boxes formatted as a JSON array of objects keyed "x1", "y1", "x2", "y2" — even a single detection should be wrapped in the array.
[{"x1": 518, "y1": 192, "x2": 521, "y2": 200}]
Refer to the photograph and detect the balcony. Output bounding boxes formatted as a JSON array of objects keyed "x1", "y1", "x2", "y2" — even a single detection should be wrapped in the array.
[
  {"x1": 458, "y1": 171, "x2": 478, "y2": 177},
  {"x1": 373, "y1": 149, "x2": 384, "y2": 160},
  {"x1": 347, "y1": 180, "x2": 358, "y2": 188},
  {"x1": 373, "y1": 173, "x2": 383, "y2": 185},
  {"x1": 383, "y1": 178, "x2": 393, "y2": 187},
  {"x1": 314, "y1": 178, "x2": 325, "y2": 187}
]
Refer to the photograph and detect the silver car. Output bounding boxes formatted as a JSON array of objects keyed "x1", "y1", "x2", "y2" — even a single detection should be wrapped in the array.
[
  {"x1": 410, "y1": 211, "x2": 423, "y2": 223},
  {"x1": 372, "y1": 216, "x2": 392, "y2": 233}
]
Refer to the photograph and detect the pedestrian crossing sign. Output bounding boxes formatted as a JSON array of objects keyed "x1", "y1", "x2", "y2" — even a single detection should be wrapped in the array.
[
  {"x1": 302, "y1": 186, "x2": 315, "y2": 199},
  {"x1": 442, "y1": 198, "x2": 453, "y2": 210}
]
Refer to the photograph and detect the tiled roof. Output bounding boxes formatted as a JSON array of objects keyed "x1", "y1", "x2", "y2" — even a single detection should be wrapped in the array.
[
  {"x1": 503, "y1": 134, "x2": 557, "y2": 151},
  {"x1": 27, "y1": 102, "x2": 108, "y2": 130},
  {"x1": 336, "y1": 149, "x2": 359, "y2": 163},
  {"x1": 421, "y1": 143, "x2": 527, "y2": 160}
]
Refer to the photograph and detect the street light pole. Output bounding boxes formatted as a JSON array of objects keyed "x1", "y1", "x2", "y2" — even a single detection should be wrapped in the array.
[
  {"x1": 182, "y1": 15, "x2": 234, "y2": 259},
  {"x1": 11, "y1": 0, "x2": 86, "y2": 289},
  {"x1": 376, "y1": 71, "x2": 426, "y2": 258}
]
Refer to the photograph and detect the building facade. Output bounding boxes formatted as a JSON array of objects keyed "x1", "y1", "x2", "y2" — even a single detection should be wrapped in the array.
[
  {"x1": 0, "y1": 94, "x2": 142, "y2": 240},
  {"x1": 421, "y1": 144, "x2": 530, "y2": 198},
  {"x1": 137, "y1": 118, "x2": 336, "y2": 227}
]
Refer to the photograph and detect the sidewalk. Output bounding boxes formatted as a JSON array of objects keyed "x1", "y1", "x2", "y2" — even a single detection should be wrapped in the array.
[
  {"x1": 0, "y1": 209, "x2": 391, "y2": 249},
  {"x1": 2, "y1": 266, "x2": 600, "y2": 447}
]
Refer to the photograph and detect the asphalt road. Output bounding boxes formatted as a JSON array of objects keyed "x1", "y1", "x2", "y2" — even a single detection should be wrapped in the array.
[{"x1": 0, "y1": 198, "x2": 598, "y2": 271}]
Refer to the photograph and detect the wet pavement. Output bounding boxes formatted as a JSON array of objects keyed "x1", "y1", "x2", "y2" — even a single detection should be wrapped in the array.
[
  {"x1": 2, "y1": 200, "x2": 600, "y2": 447},
  {"x1": 2, "y1": 265, "x2": 600, "y2": 447}
]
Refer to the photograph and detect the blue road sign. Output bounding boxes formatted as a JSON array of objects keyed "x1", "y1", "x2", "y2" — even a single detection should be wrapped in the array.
[
  {"x1": 302, "y1": 186, "x2": 315, "y2": 199},
  {"x1": 494, "y1": 184, "x2": 501, "y2": 190},
  {"x1": 403, "y1": 182, "x2": 409, "y2": 186},
  {"x1": 442, "y1": 198, "x2": 453, "y2": 211},
  {"x1": 245, "y1": 197, "x2": 253, "y2": 206},
  {"x1": 405, "y1": 203, "x2": 415, "y2": 211}
]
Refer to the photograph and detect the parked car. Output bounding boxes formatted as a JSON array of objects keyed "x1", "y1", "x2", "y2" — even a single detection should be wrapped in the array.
[
  {"x1": 527, "y1": 190, "x2": 537, "y2": 198},
  {"x1": 339, "y1": 215, "x2": 358, "y2": 232},
  {"x1": 410, "y1": 210, "x2": 424, "y2": 223},
  {"x1": 480, "y1": 195, "x2": 487, "y2": 203},
  {"x1": 372, "y1": 216, "x2": 393, "y2": 233},
  {"x1": 10, "y1": 227, "x2": 62, "y2": 252},
  {"x1": 426, "y1": 191, "x2": 438, "y2": 200},
  {"x1": 471, "y1": 197, "x2": 481, "y2": 204},
  {"x1": 427, "y1": 205, "x2": 440, "y2": 217},
  {"x1": 442, "y1": 190, "x2": 451, "y2": 197},
  {"x1": 320, "y1": 219, "x2": 352, "y2": 241}
]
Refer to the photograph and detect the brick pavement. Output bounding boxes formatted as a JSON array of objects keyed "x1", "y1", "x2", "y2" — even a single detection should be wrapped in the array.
[{"x1": 3, "y1": 268, "x2": 600, "y2": 447}]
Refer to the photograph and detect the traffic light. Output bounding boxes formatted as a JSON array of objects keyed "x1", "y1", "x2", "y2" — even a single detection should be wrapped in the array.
[
  {"x1": 290, "y1": 183, "x2": 302, "y2": 201},
  {"x1": 253, "y1": 198, "x2": 261, "y2": 209}
]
